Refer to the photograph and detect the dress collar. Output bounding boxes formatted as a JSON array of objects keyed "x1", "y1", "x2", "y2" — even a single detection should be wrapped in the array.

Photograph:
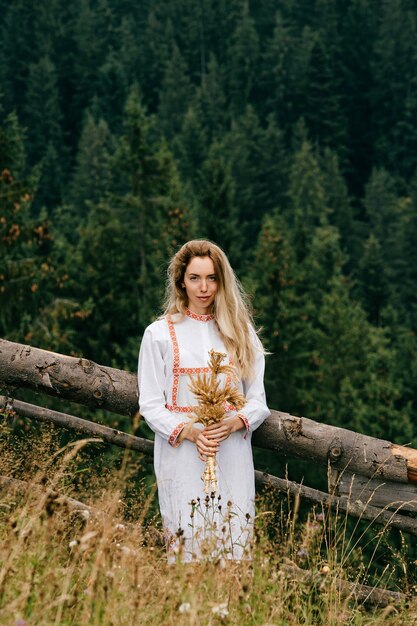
[{"x1": 185, "y1": 308, "x2": 215, "y2": 322}]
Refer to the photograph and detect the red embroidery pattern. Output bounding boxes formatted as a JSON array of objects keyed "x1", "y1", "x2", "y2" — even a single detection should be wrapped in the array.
[
  {"x1": 166, "y1": 317, "x2": 237, "y2": 414},
  {"x1": 185, "y1": 309, "x2": 215, "y2": 322},
  {"x1": 167, "y1": 318, "x2": 180, "y2": 407},
  {"x1": 179, "y1": 366, "x2": 210, "y2": 375},
  {"x1": 166, "y1": 404, "x2": 194, "y2": 413},
  {"x1": 169, "y1": 422, "x2": 186, "y2": 447},
  {"x1": 236, "y1": 413, "x2": 250, "y2": 439}
]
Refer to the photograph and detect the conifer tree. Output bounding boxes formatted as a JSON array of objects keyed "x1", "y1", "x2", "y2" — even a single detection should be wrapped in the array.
[
  {"x1": 157, "y1": 44, "x2": 194, "y2": 139},
  {"x1": 287, "y1": 136, "x2": 329, "y2": 261},
  {"x1": 0, "y1": 110, "x2": 53, "y2": 342},
  {"x1": 197, "y1": 53, "x2": 228, "y2": 141},
  {"x1": 73, "y1": 86, "x2": 196, "y2": 367},
  {"x1": 228, "y1": 0, "x2": 260, "y2": 117},
  {"x1": 261, "y1": 11, "x2": 294, "y2": 123},
  {"x1": 95, "y1": 51, "x2": 129, "y2": 131},
  {"x1": 249, "y1": 210, "x2": 299, "y2": 412},
  {"x1": 226, "y1": 106, "x2": 287, "y2": 250},
  {"x1": 24, "y1": 56, "x2": 63, "y2": 164},
  {"x1": 320, "y1": 148, "x2": 354, "y2": 255},
  {"x1": 66, "y1": 112, "x2": 115, "y2": 220},
  {"x1": 174, "y1": 104, "x2": 208, "y2": 193},
  {"x1": 196, "y1": 141, "x2": 240, "y2": 268},
  {"x1": 303, "y1": 35, "x2": 347, "y2": 155}
]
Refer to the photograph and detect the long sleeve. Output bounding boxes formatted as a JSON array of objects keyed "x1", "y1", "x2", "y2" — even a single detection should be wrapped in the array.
[
  {"x1": 138, "y1": 325, "x2": 185, "y2": 447},
  {"x1": 235, "y1": 328, "x2": 270, "y2": 436}
]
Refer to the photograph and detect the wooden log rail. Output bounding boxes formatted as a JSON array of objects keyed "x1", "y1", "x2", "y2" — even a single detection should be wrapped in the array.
[
  {"x1": 1, "y1": 338, "x2": 417, "y2": 484},
  {"x1": 2, "y1": 395, "x2": 417, "y2": 537}
]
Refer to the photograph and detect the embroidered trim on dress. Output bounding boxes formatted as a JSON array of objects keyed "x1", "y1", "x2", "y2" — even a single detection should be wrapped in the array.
[
  {"x1": 236, "y1": 413, "x2": 250, "y2": 439},
  {"x1": 169, "y1": 422, "x2": 186, "y2": 447},
  {"x1": 166, "y1": 317, "x2": 236, "y2": 414},
  {"x1": 185, "y1": 308, "x2": 215, "y2": 322}
]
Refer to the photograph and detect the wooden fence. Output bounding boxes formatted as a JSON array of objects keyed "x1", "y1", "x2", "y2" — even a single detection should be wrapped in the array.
[{"x1": 1, "y1": 337, "x2": 417, "y2": 536}]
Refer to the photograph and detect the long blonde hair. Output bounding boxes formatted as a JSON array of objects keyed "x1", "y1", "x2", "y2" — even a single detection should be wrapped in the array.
[{"x1": 163, "y1": 240, "x2": 263, "y2": 380}]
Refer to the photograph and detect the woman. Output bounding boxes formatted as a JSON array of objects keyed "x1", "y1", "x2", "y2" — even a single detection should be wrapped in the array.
[{"x1": 138, "y1": 240, "x2": 270, "y2": 562}]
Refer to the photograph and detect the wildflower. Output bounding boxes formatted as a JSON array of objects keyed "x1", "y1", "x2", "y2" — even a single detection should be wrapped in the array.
[
  {"x1": 80, "y1": 510, "x2": 90, "y2": 520},
  {"x1": 178, "y1": 602, "x2": 191, "y2": 613},
  {"x1": 16, "y1": 619, "x2": 26, "y2": 626},
  {"x1": 69, "y1": 540, "x2": 77, "y2": 548},
  {"x1": 297, "y1": 549, "x2": 308, "y2": 558},
  {"x1": 321, "y1": 564, "x2": 330, "y2": 575},
  {"x1": 115, "y1": 523, "x2": 126, "y2": 531},
  {"x1": 316, "y1": 512, "x2": 324, "y2": 522},
  {"x1": 212, "y1": 602, "x2": 229, "y2": 618}
]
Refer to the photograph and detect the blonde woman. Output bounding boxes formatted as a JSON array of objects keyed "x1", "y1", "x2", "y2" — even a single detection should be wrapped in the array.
[{"x1": 138, "y1": 240, "x2": 270, "y2": 562}]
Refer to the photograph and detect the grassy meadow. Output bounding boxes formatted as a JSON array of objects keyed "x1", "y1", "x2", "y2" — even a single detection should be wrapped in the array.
[{"x1": 0, "y1": 422, "x2": 416, "y2": 626}]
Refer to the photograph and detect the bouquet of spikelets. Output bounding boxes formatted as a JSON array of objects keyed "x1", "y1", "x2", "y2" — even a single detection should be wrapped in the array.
[{"x1": 189, "y1": 349, "x2": 246, "y2": 494}]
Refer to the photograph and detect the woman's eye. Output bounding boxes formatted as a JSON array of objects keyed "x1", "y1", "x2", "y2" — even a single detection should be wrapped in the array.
[{"x1": 209, "y1": 276, "x2": 217, "y2": 282}]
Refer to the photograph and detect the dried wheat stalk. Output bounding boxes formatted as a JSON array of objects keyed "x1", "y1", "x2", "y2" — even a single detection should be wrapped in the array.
[{"x1": 189, "y1": 350, "x2": 246, "y2": 494}]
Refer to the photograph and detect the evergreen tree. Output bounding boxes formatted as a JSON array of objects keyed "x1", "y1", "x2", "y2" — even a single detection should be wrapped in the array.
[
  {"x1": 73, "y1": 86, "x2": 196, "y2": 367},
  {"x1": 320, "y1": 147, "x2": 354, "y2": 255},
  {"x1": 196, "y1": 141, "x2": 240, "y2": 268},
  {"x1": 286, "y1": 137, "x2": 329, "y2": 261},
  {"x1": 356, "y1": 234, "x2": 390, "y2": 325},
  {"x1": 372, "y1": 0, "x2": 417, "y2": 177},
  {"x1": 72, "y1": 0, "x2": 116, "y2": 115},
  {"x1": 355, "y1": 167, "x2": 406, "y2": 316},
  {"x1": 226, "y1": 106, "x2": 287, "y2": 251},
  {"x1": 261, "y1": 11, "x2": 295, "y2": 124},
  {"x1": 0, "y1": 110, "x2": 57, "y2": 344},
  {"x1": 138, "y1": 8, "x2": 175, "y2": 110},
  {"x1": 227, "y1": 0, "x2": 260, "y2": 117},
  {"x1": 157, "y1": 44, "x2": 194, "y2": 139},
  {"x1": 66, "y1": 111, "x2": 115, "y2": 222},
  {"x1": 174, "y1": 104, "x2": 208, "y2": 193},
  {"x1": 196, "y1": 53, "x2": 228, "y2": 141},
  {"x1": 303, "y1": 35, "x2": 347, "y2": 155},
  {"x1": 24, "y1": 56, "x2": 63, "y2": 164},
  {"x1": 249, "y1": 210, "x2": 299, "y2": 412},
  {"x1": 95, "y1": 50, "x2": 129, "y2": 131}
]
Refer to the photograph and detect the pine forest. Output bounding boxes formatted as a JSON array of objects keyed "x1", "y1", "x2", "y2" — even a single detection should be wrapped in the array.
[{"x1": 2, "y1": 2, "x2": 417, "y2": 621}]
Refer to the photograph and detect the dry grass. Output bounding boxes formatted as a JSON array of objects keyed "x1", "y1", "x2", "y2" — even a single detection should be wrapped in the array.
[{"x1": 0, "y1": 424, "x2": 416, "y2": 626}]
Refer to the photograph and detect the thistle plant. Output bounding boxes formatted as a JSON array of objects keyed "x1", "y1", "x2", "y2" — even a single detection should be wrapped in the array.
[{"x1": 188, "y1": 350, "x2": 246, "y2": 494}]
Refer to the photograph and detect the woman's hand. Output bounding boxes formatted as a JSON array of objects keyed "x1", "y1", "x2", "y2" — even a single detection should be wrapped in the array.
[
  {"x1": 203, "y1": 416, "x2": 245, "y2": 443},
  {"x1": 180, "y1": 423, "x2": 219, "y2": 461}
]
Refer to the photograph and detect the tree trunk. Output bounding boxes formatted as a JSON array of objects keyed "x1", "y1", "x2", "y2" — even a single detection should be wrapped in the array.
[
  {"x1": 0, "y1": 395, "x2": 154, "y2": 455},
  {"x1": 281, "y1": 561, "x2": 406, "y2": 608},
  {"x1": 1, "y1": 338, "x2": 417, "y2": 485},
  {"x1": 0, "y1": 338, "x2": 137, "y2": 415}
]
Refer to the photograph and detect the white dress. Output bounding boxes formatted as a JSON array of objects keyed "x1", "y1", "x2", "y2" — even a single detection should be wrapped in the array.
[{"x1": 137, "y1": 309, "x2": 270, "y2": 562}]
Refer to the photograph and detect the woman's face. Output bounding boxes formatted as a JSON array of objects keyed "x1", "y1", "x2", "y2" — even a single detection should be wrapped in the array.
[{"x1": 183, "y1": 256, "x2": 218, "y2": 315}]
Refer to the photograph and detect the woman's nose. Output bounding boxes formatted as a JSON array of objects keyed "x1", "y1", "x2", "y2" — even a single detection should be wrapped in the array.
[{"x1": 201, "y1": 280, "x2": 208, "y2": 292}]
